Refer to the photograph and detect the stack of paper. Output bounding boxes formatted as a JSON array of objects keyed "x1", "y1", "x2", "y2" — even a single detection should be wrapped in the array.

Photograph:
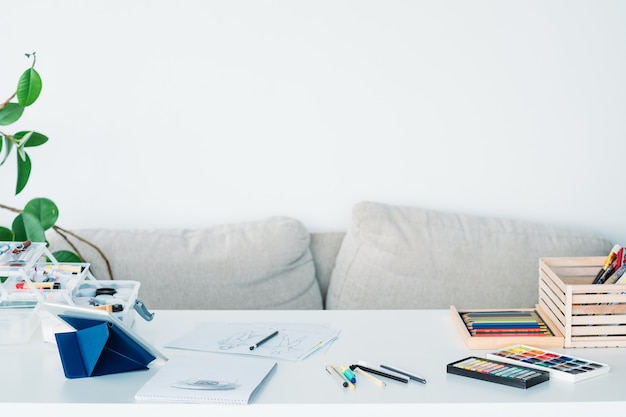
[
  {"x1": 135, "y1": 355, "x2": 277, "y2": 404},
  {"x1": 165, "y1": 322, "x2": 340, "y2": 361}
]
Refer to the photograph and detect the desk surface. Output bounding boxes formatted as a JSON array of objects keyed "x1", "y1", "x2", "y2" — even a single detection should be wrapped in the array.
[{"x1": 2, "y1": 309, "x2": 625, "y2": 416}]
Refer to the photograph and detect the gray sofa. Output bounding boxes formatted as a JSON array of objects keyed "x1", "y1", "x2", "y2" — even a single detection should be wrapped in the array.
[{"x1": 46, "y1": 201, "x2": 613, "y2": 311}]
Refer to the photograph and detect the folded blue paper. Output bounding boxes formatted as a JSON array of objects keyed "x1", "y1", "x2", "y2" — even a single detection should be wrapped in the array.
[{"x1": 55, "y1": 315, "x2": 157, "y2": 379}]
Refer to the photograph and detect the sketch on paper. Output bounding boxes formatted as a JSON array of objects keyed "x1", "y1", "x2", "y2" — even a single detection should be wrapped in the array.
[{"x1": 166, "y1": 322, "x2": 340, "y2": 361}]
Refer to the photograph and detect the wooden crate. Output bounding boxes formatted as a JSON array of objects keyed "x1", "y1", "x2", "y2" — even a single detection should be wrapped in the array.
[
  {"x1": 538, "y1": 257, "x2": 626, "y2": 348},
  {"x1": 450, "y1": 305, "x2": 563, "y2": 349}
]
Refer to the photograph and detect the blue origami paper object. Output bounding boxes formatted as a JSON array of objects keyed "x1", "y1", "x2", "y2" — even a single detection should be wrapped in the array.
[{"x1": 55, "y1": 315, "x2": 157, "y2": 379}]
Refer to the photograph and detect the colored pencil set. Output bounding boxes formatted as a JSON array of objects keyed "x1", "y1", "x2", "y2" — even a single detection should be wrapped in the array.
[{"x1": 461, "y1": 310, "x2": 553, "y2": 337}]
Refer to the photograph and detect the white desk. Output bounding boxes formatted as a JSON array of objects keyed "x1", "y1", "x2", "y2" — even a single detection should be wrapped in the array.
[{"x1": 1, "y1": 309, "x2": 625, "y2": 416}]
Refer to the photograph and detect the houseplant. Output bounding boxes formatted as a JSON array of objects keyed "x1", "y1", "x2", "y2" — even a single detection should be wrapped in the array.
[{"x1": 0, "y1": 53, "x2": 112, "y2": 276}]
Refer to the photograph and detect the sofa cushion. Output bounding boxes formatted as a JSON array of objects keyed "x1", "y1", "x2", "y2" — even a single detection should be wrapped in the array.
[
  {"x1": 47, "y1": 217, "x2": 323, "y2": 310},
  {"x1": 309, "y1": 232, "x2": 345, "y2": 301},
  {"x1": 326, "y1": 201, "x2": 613, "y2": 309}
]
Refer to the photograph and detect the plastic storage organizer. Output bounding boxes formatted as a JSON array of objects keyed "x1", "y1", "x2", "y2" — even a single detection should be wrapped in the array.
[
  {"x1": 0, "y1": 241, "x2": 53, "y2": 344},
  {"x1": 1, "y1": 240, "x2": 151, "y2": 344}
]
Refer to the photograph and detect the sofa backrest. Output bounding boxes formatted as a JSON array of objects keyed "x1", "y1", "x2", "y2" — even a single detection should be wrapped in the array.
[
  {"x1": 46, "y1": 217, "x2": 328, "y2": 310},
  {"x1": 45, "y1": 203, "x2": 614, "y2": 311},
  {"x1": 309, "y1": 232, "x2": 345, "y2": 302},
  {"x1": 325, "y1": 202, "x2": 614, "y2": 309}
]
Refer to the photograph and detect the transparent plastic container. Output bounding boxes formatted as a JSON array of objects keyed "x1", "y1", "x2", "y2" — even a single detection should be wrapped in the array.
[
  {"x1": 72, "y1": 279, "x2": 141, "y2": 327},
  {"x1": 0, "y1": 301, "x2": 40, "y2": 344}
]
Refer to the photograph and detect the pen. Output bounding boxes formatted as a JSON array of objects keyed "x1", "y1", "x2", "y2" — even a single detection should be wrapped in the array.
[
  {"x1": 380, "y1": 364, "x2": 427, "y2": 384},
  {"x1": 332, "y1": 365, "x2": 355, "y2": 390},
  {"x1": 249, "y1": 330, "x2": 278, "y2": 350},
  {"x1": 350, "y1": 364, "x2": 409, "y2": 383},
  {"x1": 326, "y1": 365, "x2": 348, "y2": 388},
  {"x1": 593, "y1": 244, "x2": 621, "y2": 284},
  {"x1": 354, "y1": 367, "x2": 386, "y2": 387}
]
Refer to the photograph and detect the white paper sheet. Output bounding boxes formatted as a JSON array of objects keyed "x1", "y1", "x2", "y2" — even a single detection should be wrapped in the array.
[{"x1": 165, "y1": 322, "x2": 340, "y2": 361}]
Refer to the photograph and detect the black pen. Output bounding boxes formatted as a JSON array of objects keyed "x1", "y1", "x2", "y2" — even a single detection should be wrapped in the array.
[
  {"x1": 350, "y1": 364, "x2": 409, "y2": 383},
  {"x1": 380, "y1": 364, "x2": 427, "y2": 384},
  {"x1": 249, "y1": 330, "x2": 278, "y2": 350}
]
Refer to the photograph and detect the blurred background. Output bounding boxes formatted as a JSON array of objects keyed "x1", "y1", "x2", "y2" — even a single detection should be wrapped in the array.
[{"x1": 1, "y1": 0, "x2": 625, "y2": 244}]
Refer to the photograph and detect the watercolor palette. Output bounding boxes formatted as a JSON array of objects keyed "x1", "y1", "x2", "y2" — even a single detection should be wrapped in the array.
[
  {"x1": 486, "y1": 344, "x2": 610, "y2": 382},
  {"x1": 447, "y1": 356, "x2": 549, "y2": 389}
]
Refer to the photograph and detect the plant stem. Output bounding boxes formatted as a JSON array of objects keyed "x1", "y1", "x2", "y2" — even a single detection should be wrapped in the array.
[
  {"x1": 52, "y1": 225, "x2": 114, "y2": 280},
  {"x1": 0, "y1": 203, "x2": 20, "y2": 214},
  {"x1": 0, "y1": 92, "x2": 17, "y2": 112}
]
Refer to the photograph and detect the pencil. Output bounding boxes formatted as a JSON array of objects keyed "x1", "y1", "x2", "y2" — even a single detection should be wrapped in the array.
[
  {"x1": 325, "y1": 365, "x2": 348, "y2": 388},
  {"x1": 249, "y1": 330, "x2": 278, "y2": 350},
  {"x1": 354, "y1": 367, "x2": 386, "y2": 387}
]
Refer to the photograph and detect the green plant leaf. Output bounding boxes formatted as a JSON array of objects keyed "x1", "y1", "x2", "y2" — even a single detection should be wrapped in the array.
[
  {"x1": 0, "y1": 103, "x2": 25, "y2": 126},
  {"x1": 0, "y1": 227, "x2": 14, "y2": 241},
  {"x1": 17, "y1": 131, "x2": 34, "y2": 148},
  {"x1": 14, "y1": 131, "x2": 48, "y2": 147},
  {"x1": 12, "y1": 211, "x2": 46, "y2": 242},
  {"x1": 16, "y1": 150, "x2": 32, "y2": 195},
  {"x1": 11, "y1": 214, "x2": 27, "y2": 241},
  {"x1": 51, "y1": 250, "x2": 83, "y2": 263},
  {"x1": 17, "y1": 68, "x2": 42, "y2": 107},
  {"x1": 23, "y1": 198, "x2": 59, "y2": 230},
  {"x1": 0, "y1": 135, "x2": 13, "y2": 166}
]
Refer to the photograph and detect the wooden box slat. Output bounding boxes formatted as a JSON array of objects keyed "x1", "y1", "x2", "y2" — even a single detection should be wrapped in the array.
[{"x1": 538, "y1": 257, "x2": 626, "y2": 348}]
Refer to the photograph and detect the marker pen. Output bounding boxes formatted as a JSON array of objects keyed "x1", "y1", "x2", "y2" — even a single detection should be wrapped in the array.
[
  {"x1": 351, "y1": 363, "x2": 409, "y2": 383},
  {"x1": 605, "y1": 248, "x2": 626, "y2": 284},
  {"x1": 331, "y1": 365, "x2": 354, "y2": 390},
  {"x1": 593, "y1": 244, "x2": 621, "y2": 284},
  {"x1": 341, "y1": 366, "x2": 356, "y2": 383}
]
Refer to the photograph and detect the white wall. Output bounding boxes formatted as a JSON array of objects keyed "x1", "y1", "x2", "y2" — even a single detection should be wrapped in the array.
[{"x1": 1, "y1": 1, "x2": 625, "y2": 244}]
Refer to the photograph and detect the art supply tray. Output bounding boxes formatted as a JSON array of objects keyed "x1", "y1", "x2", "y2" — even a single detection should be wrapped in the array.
[
  {"x1": 72, "y1": 279, "x2": 142, "y2": 326},
  {"x1": 0, "y1": 242, "x2": 90, "y2": 304},
  {"x1": 486, "y1": 344, "x2": 610, "y2": 382},
  {"x1": 3, "y1": 262, "x2": 91, "y2": 304},
  {"x1": 451, "y1": 305, "x2": 564, "y2": 349},
  {"x1": 0, "y1": 241, "x2": 152, "y2": 343},
  {"x1": 447, "y1": 356, "x2": 549, "y2": 389}
]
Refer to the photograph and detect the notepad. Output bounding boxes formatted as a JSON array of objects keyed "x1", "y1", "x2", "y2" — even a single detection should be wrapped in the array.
[{"x1": 135, "y1": 355, "x2": 277, "y2": 404}]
